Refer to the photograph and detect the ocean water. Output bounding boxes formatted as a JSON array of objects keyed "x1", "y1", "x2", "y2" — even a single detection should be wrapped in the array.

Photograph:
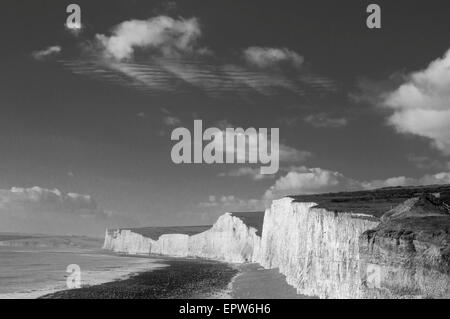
[{"x1": 0, "y1": 247, "x2": 165, "y2": 299}]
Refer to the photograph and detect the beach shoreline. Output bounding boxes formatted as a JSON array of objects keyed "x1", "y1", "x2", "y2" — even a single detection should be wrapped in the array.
[
  {"x1": 37, "y1": 253, "x2": 313, "y2": 299},
  {"x1": 0, "y1": 248, "x2": 167, "y2": 299},
  {"x1": 41, "y1": 257, "x2": 239, "y2": 299}
]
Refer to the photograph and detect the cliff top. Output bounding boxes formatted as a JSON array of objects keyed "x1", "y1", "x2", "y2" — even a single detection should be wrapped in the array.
[
  {"x1": 290, "y1": 184, "x2": 450, "y2": 218},
  {"x1": 230, "y1": 212, "x2": 265, "y2": 236},
  {"x1": 126, "y1": 225, "x2": 212, "y2": 241}
]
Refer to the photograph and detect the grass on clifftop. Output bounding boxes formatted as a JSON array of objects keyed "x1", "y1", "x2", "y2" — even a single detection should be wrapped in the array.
[
  {"x1": 291, "y1": 184, "x2": 450, "y2": 218},
  {"x1": 127, "y1": 226, "x2": 213, "y2": 241}
]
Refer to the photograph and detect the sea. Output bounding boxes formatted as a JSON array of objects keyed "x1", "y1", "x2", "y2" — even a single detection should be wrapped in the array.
[{"x1": 0, "y1": 246, "x2": 165, "y2": 299}]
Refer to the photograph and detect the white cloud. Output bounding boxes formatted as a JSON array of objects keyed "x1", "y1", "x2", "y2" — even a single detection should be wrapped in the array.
[
  {"x1": 243, "y1": 47, "x2": 304, "y2": 69},
  {"x1": 264, "y1": 166, "x2": 450, "y2": 200},
  {"x1": 304, "y1": 113, "x2": 348, "y2": 128},
  {"x1": 95, "y1": 16, "x2": 203, "y2": 61},
  {"x1": 0, "y1": 187, "x2": 138, "y2": 236},
  {"x1": 264, "y1": 167, "x2": 360, "y2": 199},
  {"x1": 61, "y1": 17, "x2": 336, "y2": 97},
  {"x1": 206, "y1": 126, "x2": 311, "y2": 164},
  {"x1": 201, "y1": 166, "x2": 450, "y2": 216},
  {"x1": 382, "y1": 48, "x2": 450, "y2": 154},
  {"x1": 32, "y1": 46, "x2": 62, "y2": 60},
  {"x1": 362, "y1": 172, "x2": 450, "y2": 189},
  {"x1": 0, "y1": 187, "x2": 100, "y2": 215}
]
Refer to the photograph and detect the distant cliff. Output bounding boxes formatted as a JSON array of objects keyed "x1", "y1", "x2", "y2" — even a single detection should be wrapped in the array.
[
  {"x1": 104, "y1": 212, "x2": 263, "y2": 263},
  {"x1": 104, "y1": 185, "x2": 450, "y2": 299}
]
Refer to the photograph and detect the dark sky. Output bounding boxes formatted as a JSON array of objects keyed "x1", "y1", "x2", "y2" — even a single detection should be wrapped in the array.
[{"x1": 0, "y1": 0, "x2": 449, "y2": 235}]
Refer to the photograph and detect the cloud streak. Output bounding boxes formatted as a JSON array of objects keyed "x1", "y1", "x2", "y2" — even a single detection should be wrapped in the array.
[
  {"x1": 32, "y1": 46, "x2": 61, "y2": 60},
  {"x1": 56, "y1": 16, "x2": 337, "y2": 97}
]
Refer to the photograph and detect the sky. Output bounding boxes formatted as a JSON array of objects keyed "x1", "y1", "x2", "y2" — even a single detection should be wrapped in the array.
[{"x1": 0, "y1": 0, "x2": 450, "y2": 236}]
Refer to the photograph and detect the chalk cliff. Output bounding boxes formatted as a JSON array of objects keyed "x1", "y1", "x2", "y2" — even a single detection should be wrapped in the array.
[
  {"x1": 103, "y1": 212, "x2": 263, "y2": 263},
  {"x1": 258, "y1": 198, "x2": 379, "y2": 298},
  {"x1": 103, "y1": 229, "x2": 152, "y2": 255},
  {"x1": 104, "y1": 185, "x2": 450, "y2": 299}
]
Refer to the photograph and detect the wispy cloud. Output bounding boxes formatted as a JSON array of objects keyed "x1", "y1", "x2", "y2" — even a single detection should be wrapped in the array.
[
  {"x1": 32, "y1": 46, "x2": 62, "y2": 61},
  {"x1": 243, "y1": 47, "x2": 304, "y2": 69},
  {"x1": 61, "y1": 56, "x2": 335, "y2": 97},
  {"x1": 200, "y1": 122, "x2": 311, "y2": 164},
  {"x1": 304, "y1": 113, "x2": 348, "y2": 128},
  {"x1": 55, "y1": 15, "x2": 337, "y2": 97}
]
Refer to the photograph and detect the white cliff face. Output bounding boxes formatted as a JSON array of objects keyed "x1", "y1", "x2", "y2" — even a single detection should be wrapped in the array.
[
  {"x1": 106, "y1": 197, "x2": 450, "y2": 298},
  {"x1": 152, "y1": 234, "x2": 190, "y2": 257},
  {"x1": 103, "y1": 213, "x2": 261, "y2": 263},
  {"x1": 104, "y1": 199, "x2": 380, "y2": 298},
  {"x1": 258, "y1": 198, "x2": 380, "y2": 299},
  {"x1": 103, "y1": 229, "x2": 152, "y2": 255},
  {"x1": 189, "y1": 214, "x2": 262, "y2": 263}
]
